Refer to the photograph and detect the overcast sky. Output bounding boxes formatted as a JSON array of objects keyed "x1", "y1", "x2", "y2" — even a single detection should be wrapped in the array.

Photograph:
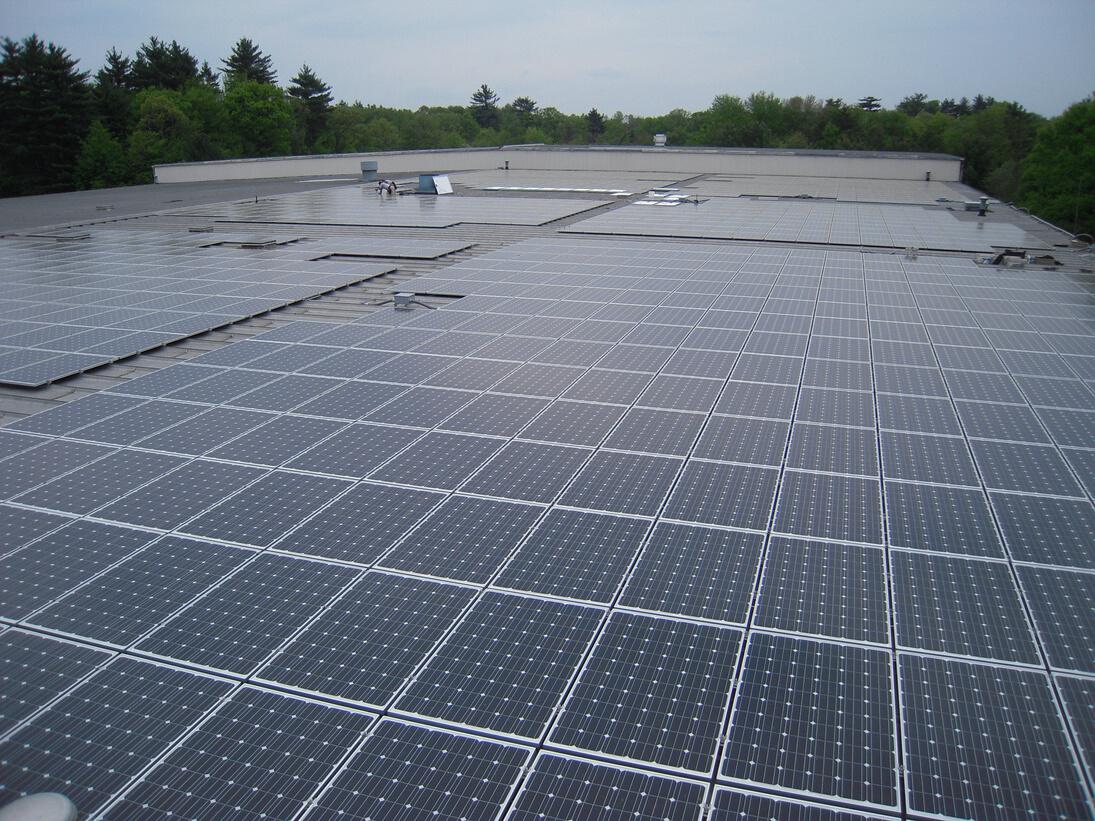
[{"x1": 6, "y1": 0, "x2": 1094, "y2": 117}]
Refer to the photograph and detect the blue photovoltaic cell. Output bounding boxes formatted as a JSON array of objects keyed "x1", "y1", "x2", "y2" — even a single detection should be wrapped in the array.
[
  {"x1": 107, "y1": 688, "x2": 375, "y2": 821},
  {"x1": 0, "y1": 521, "x2": 157, "y2": 620},
  {"x1": 257, "y1": 572, "x2": 476, "y2": 706},
  {"x1": 27, "y1": 536, "x2": 251, "y2": 647},
  {"x1": 509, "y1": 753, "x2": 707, "y2": 821},
  {"x1": 0, "y1": 505, "x2": 70, "y2": 557},
  {"x1": 0, "y1": 438, "x2": 113, "y2": 500},
  {"x1": 900, "y1": 653, "x2": 1088, "y2": 819},
  {"x1": 664, "y1": 460, "x2": 779, "y2": 530},
  {"x1": 12, "y1": 448, "x2": 184, "y2": 514},
  {"x1": 0, "y1": 658, "x2": 232, "y2": 815},
  {"x1": 135, "y1": 554, "x2": 359, "y2": 674},
  {"x1": 179, "y1": 470, "x2": 350, "y2": 547},
  {"x1": 710, "y1": 787, "x2": 890, "y2": 820},
  {"x1": 371, "y1": 431, "x2": 504, "y2": 490},
  {"x1": 618, "y1": 523, "x2": 762, "y2": 623},
  {"x1": 550, "y1": 611, "x2": 741, "y2": 774},
  {"x1": 274, "y1": 482, "x2": 442, "y2": 564},
  {"x1": 891, "y1": 551, "x2": 1040, "y2": 664},
  {"x1": 1016, "y1": 566, "x2": 1095, "y2": 673},
  {"x1": 1056, "y1": 675, "x2": 1095, "y2": 785},
  {"x1": 722, "y1": 633, "x2": 897, "y2": 807},
  {"x1": 379, "y1": 495, "x2": 541, "y2": 583},
  {"x1": 773, "y1": 470, "x2": 883, "y2": 545},
  {"x1": 755, "y1": 537, "x2": 888, "y2": 644},
  {"x1": 988, "y1": 492, "x2": 1095, "y2": 569},
  {"x1": 884, "y1": 481, "x2": 1004, "y2": 558},
  {"x1": 306, "y1": 720, "x2": 530, "y2": 821},
  {"x1": 495, "y1": 508, "x2": 650, "y2": 602},
  {"x1": 560, "y1": 450, "x2": 682, "y2": 516},
  {"x1": 395, "y1": 592, "x2": 603, "y2": 739},
  {"x1": 0, "y1": 631, "x2": 110, "y2": 735}
]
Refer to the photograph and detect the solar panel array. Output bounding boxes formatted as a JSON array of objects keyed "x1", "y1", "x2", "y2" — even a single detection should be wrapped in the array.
[
  {"x1": 563, "y1": 198, "x2": 1048, "y2": 251},
  {"x1": 679, "y1": 175, "x2": 981, "y2": 204},
  {"x1": 174, "y1": 186, "x2": 611, "y2": 227},
  {"x1": 0, "y1": 230, "x2": 396, "y2": 386},
  {"x1": 1, "y1": 234, "x2": 1092, "y2": 820}
]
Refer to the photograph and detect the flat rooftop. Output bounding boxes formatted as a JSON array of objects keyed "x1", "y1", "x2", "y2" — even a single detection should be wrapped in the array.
[{"x1": 0, "y1": 163, "x2": 1092, "y2": 821}]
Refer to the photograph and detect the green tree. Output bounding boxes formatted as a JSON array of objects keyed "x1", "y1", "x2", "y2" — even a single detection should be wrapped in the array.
[
  {"x1": 74, "y1": 120, "x2": 127, "y2": 188},
  {"x1": 512, "y1": 96, "x2": 537, "y2": 119},
  {"x1": 858, "y1": 95, "x2": 882, "y2": 111},
  {"x1": 125, "y1": 88, "x2": 195, "y2": 181},
  {"x1": 197, "y1": 60, "x2": 220, "y2": 87},
  {"x1": 93, "y1": 47, "x2": 134, "y2": 139},
  {"x1": 0, "y1": 34, "x2": 91, "y2": 195},
  {"x1": 131, "y1": 37, "x2": 199, "y2": 90},
  {"x1": 586, "y1": 107, "x2": 606, "y2": 141},
  {"x1": 1018, "y1": 98, "x2": 1095, "y2": 236},
  {"x1": 223, "y1": 80, "x2": 293, "y2": 156},
  {"x1": 287, "y1": 64, "x2": 332, "y2": 151},
  {"x1": 470, "y1": 83, "x2": 500, "y2": 128},
  {"x1": 222, "y1": 37, "x2": 276, "y2": 85},
  {"x1": 896, "y1": 92, "x2": 929, "y2": 116}
]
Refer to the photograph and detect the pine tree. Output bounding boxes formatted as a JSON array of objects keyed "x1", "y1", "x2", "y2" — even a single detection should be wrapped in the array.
[
  {"x1": 857, "y1": 96, "x2": 882, "y2": 111},
  {"x1": 470, "y1": 84, "x2": 500, "y2": 128},
  {"x1": 198, "y1": 61, "x2": 220, "y2": 87},
  {"x1": 586, "y1": 107, "x2": 606, "y2": 140},
  {"x1": 131, "y1": 37, "x2": 199, "y2": 90},
  {"x1": 287, "y1": 64, "x2": 332, "y2": 150},
  {"x1": 222, "y1": 37, "x2": 276, "y2": 85},
  {"x1": 512, "y1": 96, "x2": 538, "y2": 118},
  {"x1": 93, "y1": 48, "x2": 134, "y2": 139},
  {"x1": 0, "y1": 35, "x2": 92, "y2": 195}
]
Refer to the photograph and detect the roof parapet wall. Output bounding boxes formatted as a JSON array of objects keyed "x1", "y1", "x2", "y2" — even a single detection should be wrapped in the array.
[{"x1": 154, "y1": 144, "x2": 963, "y2": 184}]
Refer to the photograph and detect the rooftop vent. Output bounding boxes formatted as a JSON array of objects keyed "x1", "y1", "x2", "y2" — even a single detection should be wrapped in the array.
[{"x1": 653, "y1": 133, "x2": 667, "y2": 147}]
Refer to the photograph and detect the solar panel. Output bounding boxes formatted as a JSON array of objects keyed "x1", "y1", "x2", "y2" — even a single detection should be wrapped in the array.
[
  {"x1": 12, "y1": 448, "x2": 184, "y2": 514},
  {"x1": 495, "y1": 508, "x2": 650, "y2": 602},
  {"x1": 755, "y1": 537, "x2": 888, "y2": 644},
  {"x1": 179, "y1": 470, "x2": 350, "y2": 546},
  {"x1": 0, "y1": 521, "x2": 157, "y2": 620},
  {"x1": 550, "y1": 611, "x2": 741, "y2": 774},
  {"x1": 2, "y1": 231, "x2": 1093, "y2": 817},
  {"x1": 899, "y1": 653, "x2": 1088, "y2": 819},
  {"x1": 0, "y1": 230, "x2": 396, "y2": 386},
  {"x1": 884, "y1": 480, "x2": 1004, "y2": 557},
  {"x1": 106, "y1": 687, "x2": 375, "y2": 820},
  {"x1": 773, "y1": 471, "x2": 883, "y2": 544},
  {"x1": 891, "y1": 551, "x2": 1040, "y2": 663},
  {"x1": 0, "y1": 657, "x2": 233, "y2": 814},
  {"x1": 257, "y1": 571, "x2": 475, "y2": 706},
  {"x1": 0, "y1": 505, "x2": 70, "y2": 557},
  {"x1": 0, "y1": 630, "x2": 110, "y2": 736},
  {"x1": 135, "y1": 554, "x2": 359, "y2": 675},
  {"x1": 510, "y1": 752, "x2": 707, "y2": 821},
  {"x1": 274, "y1": 482, "x2": 443, "y2": 564},
  {"x1": 722, "y1": 633, "x2": 897, "y2": 807},
  {"x1": 305, "y1": 719, "x2": 530, "y2": 820},
  {"x1": 709, "y1": 787, "x2": 889, "y2": 820},
  {"x1": 394, "y1": 592, "x2": 603, "y2": 739},
  {"x1": 560, "y1": 450, "x2": 682, "y2": 516},
  {"x1": 378, "y1": 495, "x2": 542, "y2": 583},
  {"x1": 1015, "y1": 566, "x2": 1095, "y2": 673}
]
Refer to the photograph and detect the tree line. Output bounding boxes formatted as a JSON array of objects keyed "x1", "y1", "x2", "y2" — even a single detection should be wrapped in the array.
[{"x1": 0, "y1": 33, "x2": 1091, "y2": 237}]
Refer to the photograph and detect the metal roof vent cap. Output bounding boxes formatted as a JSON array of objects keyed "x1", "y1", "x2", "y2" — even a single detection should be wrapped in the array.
[{"x1": 653, "y1": 133, "x2": 667, "y2": 147}]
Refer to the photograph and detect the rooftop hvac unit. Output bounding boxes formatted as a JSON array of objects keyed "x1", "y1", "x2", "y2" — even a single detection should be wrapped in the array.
[{"x1": 653, "y1": 133, "x2": 667, "y2": 147}]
